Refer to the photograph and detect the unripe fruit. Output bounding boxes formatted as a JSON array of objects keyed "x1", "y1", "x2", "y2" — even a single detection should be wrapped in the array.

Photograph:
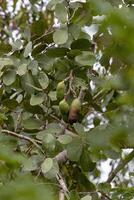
[
  {"x1": 70, "y1": 98, "x2": 81, "y2": 111},
  {"x1": 56, "y1": 81, "x2": 65, "y2": 102},
  {"x1": 68, "y1": 98, "x2": 81, "y2": 124},
  {"x1": 59, "y1": 99, "x2": 69, "y2": 115}
]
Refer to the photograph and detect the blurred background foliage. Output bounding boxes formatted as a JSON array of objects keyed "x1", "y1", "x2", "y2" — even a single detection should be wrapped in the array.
[{"x1": 0, "y1": 0, "x2": 134, "y2": 199}]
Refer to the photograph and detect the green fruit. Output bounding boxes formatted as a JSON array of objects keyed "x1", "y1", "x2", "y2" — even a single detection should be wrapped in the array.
[
  {"x1": 70, "y1": 98, "x2": 81, "y2": 111},
  {"x1": 59, "y1": 99, "x2": 69, "y2": 115},
  {"x1": 68, "y1": 98, "x2": 81, "y2": 124},
  {"x1": 56, "y1": 81, "x2": 65, "y2": 102}
]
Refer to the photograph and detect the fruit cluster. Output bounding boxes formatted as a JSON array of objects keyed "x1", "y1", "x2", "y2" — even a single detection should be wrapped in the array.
[{"x1": 56, "y1": 81, "x2": 81, "y2": 124}]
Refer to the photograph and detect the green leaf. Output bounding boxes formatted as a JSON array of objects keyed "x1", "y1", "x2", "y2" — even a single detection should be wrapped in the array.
[
  {"x1": 71, "y1": 5, "x2": 92, "y2": 27},
  {"x1": 21, "y1": 72, "x2": 35, "y2": 94},
  {"x1": 47, "y1": 0, "x2": 64, "y2": 10},
  {"x1": 22, "y1": 117, "x2": 42, "y2": 130},
  {"x1": 22, "y1": 155, "x2": 42, "y2": 172},
  {"x1": 70, "y1": 191, "x2": 80, "y2": 200},
  {"x1": 98, "y1": 182, "x2": 111, "y2": 193},
  {"x1": 73, "y1": 123, "x2": 85, "y2": 137},
  {"x1": 81, "y1": 195, "x2": 92, "y2": 200},
  {"x1": 0, "y1": 175, "x2": 56, "y2": 200},
  {"x1": 75, "y1": 51, "x2": 95, "y2": 66},
  {"x1": 17, "y1": 63, "x2": 27, "y2": 76},
  {"x1": 74, "y1": 77, "x2": 87, "y2": 89},
  {"x1": 0, "y1": 145, "x2": 23, "y2": 167},
  {"x1": 43, "y1": 123, "x2": 62, "y2": 136},
  {"x1": 3, "y1": 70, "x2": 16, "y2": 86},
  {"x1": 48, "y1": 91, "x2": 57, "y2": 101},
  {"x1": 16, "y1": 94, "x2": 23, "y2": 103},
  {"x1": 2, "y1": 99, "x2": 18, "y2": 110},
  {"x1": 46, "y1": 47, "x2": 69, "y2": 58},
  {"x1": 53, "y1": 28, "x2": 68, "y2": 45},
  {"x1": 38, "y1": 72, "x2": 49, "y2": 89},
  {"x1": 66, "y1": 138, "x2": 83, "y2": 162},
  {"x1": 104, "y1": 149, "x2": 120, "y2": 159},
  {"x1": 32, "y1": 43, "x2": 47, "y2": 56},
  {"x1": 12, "y1": 39, "x2": 23, "y2": 51},
  {"x1": 58, "y1": 135, "x2": 72, "y2": 145},
  {"x1": 55, "y1": 3, "x2": 68, "y2": 23},
  {"x1": 23, "y1": 41, "x2": 32, "y2": 58},
  {"x1": 71, "y1": 39, "x2": 91, "y2": 50},
  {"x1": 36, "y1": 130, "x2": 46, "y2": 140},
  {"x1": 36, "y1": 54, "x2": 55, "y2": 71},
  {"x1": 86, "y1": 125, "x2": 110, "y2": 149},
  {"x1": 41, "y1": 158, "x2": 59, "y2": 179},
  {"x1": 25, "y1": 83, "x2": 43, "y2": 92},
  {"x1": 68, "y1": 24, "x2": 81, "y2": 40},
  {"x1": 41, "y1": 158, "x2": 53, "y2": 174},
  {"x1": 0, "y1": 58, "x2": 14, "y2": 70},
  {"x1": 43, "y1": 133, "x2": 56, "y2": 151},
  {"x1": 80, "y1": 149, "x2": 96, "y2": 172},
  {"x1": 28, "y1": 60, "x2": 38, "y2": 76},
  {"x1": 0, "y1": 43, "x2": 12, "y2": 55},
  {"x1": 30, "y1": 93, "x2": 44, "y2": 106}
]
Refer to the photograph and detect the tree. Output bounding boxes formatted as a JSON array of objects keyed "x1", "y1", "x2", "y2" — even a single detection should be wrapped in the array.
[{"x1": 0, "y1": 0, "x2": 134, "y2": 199}]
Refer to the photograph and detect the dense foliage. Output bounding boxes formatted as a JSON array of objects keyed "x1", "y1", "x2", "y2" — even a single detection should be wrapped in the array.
[{"x1": 0, "y1": 0, "x2": 134, "y2": 199}]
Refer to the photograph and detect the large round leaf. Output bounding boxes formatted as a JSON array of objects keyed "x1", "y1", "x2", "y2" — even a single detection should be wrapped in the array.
[
  {"x1": 21, "y1": 72, "x2": 35, "y2": 94},
  {"x1": 41, "y1": 158, "x2": 59, "y2": 179},
  {"x1": 17, "y1": 63, "x2": 27, "y2": 76},
  {"x1": 41, "y1": 158, "x2": 53, "y2": 174},
  {"x1": 71, "y1": 39, "x2": 91, "y2": 50},
  {"x1": 38, "y1": 72, "x2": 49, "y2": 89},
  {"x1": 22, "y1": 155, "x2": 42, "y2": 172},
  {"x1": 22, "y1": 117, "x2": 42, "y2": 130},
  {"x1": 3, "y1": 70, "x2": 16, "y2": 86},
  {"x1": 66, "y1": 138, "x2": 83, "y2": 162},
  {"x1": 30, "y1": 93, "x2": 44, "y2": 106},
  {"x1": 53, "y1": 28, "x2": 68, "y2": 45},
  {"x1": 43, "y1": 133, "x2": 56, "y2": 151},
  {"x1": 75, "y1": 51, "x2": 95, "y2": 66},
  {"x1": 58, "y1": 135, "x2": 72, "y2": 145},
  {"x1": 55, "y1": 3, "x2": 68, "y2": 23},
  {"x1": 46, "y1": 47, "x2": 69, "y2": 58}
]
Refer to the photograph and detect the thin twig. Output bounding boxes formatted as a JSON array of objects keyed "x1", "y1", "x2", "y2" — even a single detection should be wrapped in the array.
[
  {"x1": 1, "y1": 129, "x2": 42, "y2": 144},
  {"x1": 33, "y1": 29, "x2": 54, "y2": 44},
  {"x1": 93, "y1": 89, "x2": 105, "y2": 101},
  {"x1": 99, "y1": 191, "x2": 112, "y2": 200},
  {"x1": 107, "y1": 150, "x2": 134, "y2": 183},
  {"x1": 78, "y1": 87, "x2": 86, "y2": 103},
  {"x1": 66, "y1": 70, "x2": 77, "y2": 97},
  {"x1": 56, "y1": 173, "x2": 70, "y2": 200},
  {"x1": 1, "y1": 129, "x2": 44, "y2": 154}
]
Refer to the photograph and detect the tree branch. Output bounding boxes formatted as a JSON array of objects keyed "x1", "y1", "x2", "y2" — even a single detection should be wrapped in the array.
[
  {"x1": 1, "y1": 129, "x2": 44, "y2": 153},
  {"x1": 107, "y1": 150, "x2": 134, "y2": 183},
  {"x1": 78, "y1": 87, "x2": 86, "y2": 103},
  {"x1": 99, "y1": 191, "x2": 112, "y2": 200},
  {"x1": 65, "y1": 70, "x2": 77, "y2": 98},
  {"x1": 55, "y1": 150, "x2": 68, "y2": 164},
  {"x1": 1, "y1": 129, "x2": 42, "y2": 144},
  {"x1": 56, "y1": 173, "x2": 69, "y2": 200},
  {"x1": 59, "y1": 190, "x2": 65, "y2": 200}
]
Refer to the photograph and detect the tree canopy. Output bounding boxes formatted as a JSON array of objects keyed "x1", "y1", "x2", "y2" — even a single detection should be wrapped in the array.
[{"x1": 0, "y1": 0, "x2": 134, "y2": 199}]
